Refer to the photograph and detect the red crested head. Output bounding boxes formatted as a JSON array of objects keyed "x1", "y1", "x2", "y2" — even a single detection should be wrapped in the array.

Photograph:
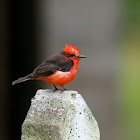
[{"x1": 63, "y1": 44, "x2": 80, "y2": 56}]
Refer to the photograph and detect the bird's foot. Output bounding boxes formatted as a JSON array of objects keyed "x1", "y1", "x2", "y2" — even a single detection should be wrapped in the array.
[
  {"x1": 53, "y1": 89, "x2": 58, "y2": 92},
  {"x1": 60, "y1": 86, "x2": 67, "y2": 93},
  {"x1": 53, "y1": 85, "x2": 60, "y2": 92},
  {"x1": 60, "y1": 89, "x2": 65, "y2": 93}
]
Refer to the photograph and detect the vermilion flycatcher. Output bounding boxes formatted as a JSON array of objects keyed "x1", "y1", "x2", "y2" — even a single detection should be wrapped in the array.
[{"x1": 12, "y1": 44, "x2": 86, "y2": 90}]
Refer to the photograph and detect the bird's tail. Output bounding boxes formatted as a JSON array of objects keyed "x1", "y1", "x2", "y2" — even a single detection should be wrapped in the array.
[{"x1": 12, "y1": 73, "x2": 33, "y2": 85}]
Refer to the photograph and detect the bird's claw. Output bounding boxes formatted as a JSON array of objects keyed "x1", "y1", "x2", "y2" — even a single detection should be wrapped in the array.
[
  {"x1": 60, "y1": 86, "x2": 67, "y2": 93},
  {"x1": 53, "y1": 89, "x2": 58, "y2": 93},
  {"x1": 60, "y1": 89, "x2": 66, "y2": 93},
  {"x1": 53, "y1": 85, "x2": 67, "y2": 93}
]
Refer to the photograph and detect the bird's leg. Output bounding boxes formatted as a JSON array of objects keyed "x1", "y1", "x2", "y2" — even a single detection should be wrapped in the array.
[
  {"x1": 53, "y1": 85, "x2": 59, "y2": 92},
  {"x1": 62, "y1": 86, "x2": 66, "y2": 90},
  {"x1": 60, "y1": 86, "x2": 67, "y2": 93}
]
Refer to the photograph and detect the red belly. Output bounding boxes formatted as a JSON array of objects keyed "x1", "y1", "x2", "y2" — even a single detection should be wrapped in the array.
[{"x1": 44, "y1": 70, "x2": 77, "y2": 86}]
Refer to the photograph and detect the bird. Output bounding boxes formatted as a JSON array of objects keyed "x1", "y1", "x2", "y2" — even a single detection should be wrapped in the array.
[{"x1": 12, "y1": 44, "x2": 87, "y2": 91}]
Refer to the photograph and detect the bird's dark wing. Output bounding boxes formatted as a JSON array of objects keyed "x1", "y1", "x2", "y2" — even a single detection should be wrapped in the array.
[{"x1": 31, "y1": 53, "x2": 74, "y2": 78}]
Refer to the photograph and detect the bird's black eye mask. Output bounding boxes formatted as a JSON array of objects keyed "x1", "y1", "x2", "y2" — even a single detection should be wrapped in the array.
[
  {"x1": 70, "y1": 54, "x2": 75, "y2": 57},
  {"x1": 61, "y1": 51, "x2": 76, "y2": 58}
]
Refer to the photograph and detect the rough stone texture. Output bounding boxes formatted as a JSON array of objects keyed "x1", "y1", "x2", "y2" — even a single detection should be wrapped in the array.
[{"x1": 21, "y1": 89, "x2": 100, "y2": 140}]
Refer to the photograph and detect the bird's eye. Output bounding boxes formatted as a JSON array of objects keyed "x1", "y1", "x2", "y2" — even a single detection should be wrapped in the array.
[{"x1": 71, "y1": 54, "x2": 75, "y2": 57}]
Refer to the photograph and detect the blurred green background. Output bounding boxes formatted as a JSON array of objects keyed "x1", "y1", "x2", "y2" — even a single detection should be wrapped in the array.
[
  {"x1": 121, "y1": 0, "x2": 140, "y2": 140},
  {"x1": 0, "y1": 0, "x2": 140, "y2": 140}
]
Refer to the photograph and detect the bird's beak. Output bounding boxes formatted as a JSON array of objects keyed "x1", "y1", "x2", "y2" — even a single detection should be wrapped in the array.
[{"x1": 77, "y1": 54, "x2": 87, "y2": 58}]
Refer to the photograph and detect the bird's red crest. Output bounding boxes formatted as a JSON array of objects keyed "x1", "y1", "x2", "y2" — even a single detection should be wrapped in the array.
[{"x1": 64, "y1": 44, "x2": 80, "y2": 56}]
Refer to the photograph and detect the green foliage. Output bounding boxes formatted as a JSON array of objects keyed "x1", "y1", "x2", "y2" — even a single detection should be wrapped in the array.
[
  {"x1": 121, "y1": 36, "x2": 140, "y2": 140},
  {"x1": 123, "y1": 0, "x2": 140, "y2": 33},
  {"x1": 121, "y1": 1, "x2": 140, "y2": 139}
]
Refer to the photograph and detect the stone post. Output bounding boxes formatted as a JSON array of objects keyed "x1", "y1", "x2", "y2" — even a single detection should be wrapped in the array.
[{"x1": 21, "y1": 89, "x2": 100, "y2": 140}]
